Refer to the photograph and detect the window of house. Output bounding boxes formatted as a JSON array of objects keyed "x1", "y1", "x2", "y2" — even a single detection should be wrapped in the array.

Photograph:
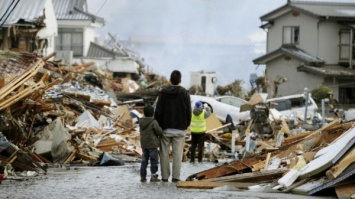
[
  {"x1": 56, "y1": 28, "x2": 83, "y2": 57},
  {"x1": 283, "y1": 26, "x2": 299, "y2": 44},
  {"x1": 339, "y1": 29, "x2": 355, "y2": 60}
]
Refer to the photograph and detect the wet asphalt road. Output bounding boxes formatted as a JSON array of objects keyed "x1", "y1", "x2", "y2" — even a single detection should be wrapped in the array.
[{"x1": 0, "y1": 162, "x2": 337, "y2": 199}]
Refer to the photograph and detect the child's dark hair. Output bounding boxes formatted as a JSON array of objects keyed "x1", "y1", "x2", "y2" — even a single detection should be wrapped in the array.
[{"x1": 143, "y1": 105, "x2": 154, "y2": 117}]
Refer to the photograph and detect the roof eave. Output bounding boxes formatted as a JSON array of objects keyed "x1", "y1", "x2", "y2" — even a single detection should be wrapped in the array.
[
  {"x1": 260, "y1": 4, "x2": 290, "y2": 21},
  {"x1": 73, "y1": 6, "x2": 105, "y2": 24},
  {"x1": 260, "y1": 22, "x2": 273, "y2": 29},
  {"x1": 253, "y1": 49, "x2": 283, "y2": 64}
]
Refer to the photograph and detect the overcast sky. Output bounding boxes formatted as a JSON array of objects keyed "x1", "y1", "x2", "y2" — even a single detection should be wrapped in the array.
[{"x1": 85, "y1": 0, "x2": 355, "y2": 90}]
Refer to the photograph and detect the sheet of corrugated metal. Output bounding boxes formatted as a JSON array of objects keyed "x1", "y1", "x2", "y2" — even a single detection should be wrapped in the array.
[{"x1": 0, "y1": 0, "x2": 45, "y2": 26}]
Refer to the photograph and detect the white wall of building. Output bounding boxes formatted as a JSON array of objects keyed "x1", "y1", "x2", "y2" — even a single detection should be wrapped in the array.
[
  {"x1": 267, "y1": 12, "x2": 319, "y2": 54},
  {"x1": 267, "y1": 57, "x2": 323, "y2": 97},
  {"x1": 36, "y1": 0, "x2": 58, "y2": 56},
  {"x1": 83, "y1": 26, "x2": 95, "y2": 57},
  {"x1": 190, "y1": 71, "x2": 216, "y2": 96},
  {"x1": 318, "y1": 22, "x2": 347, "y2": 64},
  {"x1": 56, "y1": 21, "x2": 100, "y2": 57}
]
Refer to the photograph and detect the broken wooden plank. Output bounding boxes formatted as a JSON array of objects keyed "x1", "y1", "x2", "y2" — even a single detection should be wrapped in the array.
[
  {"x1": 206, "y1": 123, "x2": 231, "y2": 134},
  {"x1": 29, "y1": 153, "x2": 44, "y2": 163},
  {"x1": 0, "y1": 59, "x2": 44, "y2": 100},
  {"x1": 33, "y1": 153, "x2": 51, "y2": 163},
  {"x1": 1, "y1": 149, "x2": 18, "y2": 167},
  {"x1": 335, "y1": 184, "x2": 355, "y2": 199},
  {"x1": 204, "y1": 169, "x2": 286, "y2": 183},
  {"x1": 63, "y1": 151, "x2": 77, "y2": 164},
  {"x1": 186, "y1": 156, "x2": 263, "y2": 180},
  {"x1": 299, "y1": 129, "x2": 355, "y2": 179},
  {"x1": 264, "y1": 153, "x2": 271, "y2": 170},
  {"x1": 177, "y1": 181, "x2": 255, "y2": 189},
  {"x1": 282, "y1": 178, "x2": 310, "y2": 193},
  {"x1": 64, "y1": 62, "x2": 94, "y2": 73},
  {"x1": 283, "y1": 131, "x2": 312, "y2": 145},
  {"x1": 0, "y1": 81, "x2": 45, "y2": 110},
  {"x1": 252, "y1": 160, "x2": 266, "y2": 172},
  {"x1": 76, "y1": 152, "x2": 97, "y2": 162},
  {"x1": 42, "y1": 51, "x2": 56, "y2": 61},
  {"x1": 326, "y1": 147, "x2": 355, "y2": 179},
  {"x1": 0, "y1": 155, "x2": 37, "y2": 171}
]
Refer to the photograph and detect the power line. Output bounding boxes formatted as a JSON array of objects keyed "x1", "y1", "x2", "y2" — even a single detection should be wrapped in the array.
[
  {"x1": 0, "y1": 0, "x2": 20, "y2": 30},
  {"x1": 84, "y1": 0, "x2": 107, "y2": 31}
]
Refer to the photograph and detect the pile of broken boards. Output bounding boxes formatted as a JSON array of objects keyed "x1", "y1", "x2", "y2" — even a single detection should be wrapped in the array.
[
  {"x1": 180, "y1": 119, "x2": 355, "y2": 198},
  {"x1": 0, "y1": 50, "x2": 146, "y2": 181}
]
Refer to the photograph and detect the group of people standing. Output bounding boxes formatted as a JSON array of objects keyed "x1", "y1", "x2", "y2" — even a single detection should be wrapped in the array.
[{"x1": 139, "y1": 70, "x2": 211, "y2": 183}]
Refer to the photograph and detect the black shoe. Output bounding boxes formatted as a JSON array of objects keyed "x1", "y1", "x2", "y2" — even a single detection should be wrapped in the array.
[
  {"x1": 162, "y1": 179, "x2": 168, "y2": 182},
  {"x1": 140, "y1": 177, "x2": 147, "y2": 182},
  {"x1": 172, "y1": 178, "x2": 180, "y2": 183},
  {"x1": 150, "y1": 174, "x2": 160, "y2": 182}
]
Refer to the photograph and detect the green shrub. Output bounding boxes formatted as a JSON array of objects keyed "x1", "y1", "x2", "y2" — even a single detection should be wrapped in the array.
[{"x1": 311, "y1": 85, "x2": 332, "y2": 103}]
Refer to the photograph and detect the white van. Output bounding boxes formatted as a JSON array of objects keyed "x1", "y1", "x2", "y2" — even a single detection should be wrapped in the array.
[{"x1": 266, "y1": 94, "x2": 321, "y2": 121}]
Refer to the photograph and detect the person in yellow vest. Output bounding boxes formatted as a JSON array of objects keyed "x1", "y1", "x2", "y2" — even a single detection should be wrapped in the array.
[{"x1": 189, "y1": 101, "x2": 211, "y2": 163}]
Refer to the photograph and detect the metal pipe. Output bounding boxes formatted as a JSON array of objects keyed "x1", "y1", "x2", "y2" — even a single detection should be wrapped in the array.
[
  {"x1": 321, "y1": 98, "x2": 329, "y2": 126},
  {"x1": 350, "y1": 28, "x2": 353, "y2": 69},
  {"x1": 303, "y1": 88, "x2": 309, "y2": 124}
]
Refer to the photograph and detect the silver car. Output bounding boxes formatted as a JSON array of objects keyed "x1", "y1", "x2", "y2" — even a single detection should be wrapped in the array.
[{"x1": 266, "y1": 94, "x2": 321, "y2": 121}]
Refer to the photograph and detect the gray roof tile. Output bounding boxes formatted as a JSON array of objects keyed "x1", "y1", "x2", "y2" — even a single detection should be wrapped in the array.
[
  {"x1": 261, "y1": 1, "x2": 355, "y2": 21},
  {"x1": 253, "y1": 45, "x2": 324, "y2": 65},
  {"x1": 291, "y1": 1, "x2": 355, "y2": 18},
  {"x1": 298, "y1": 64, "x2": 355, "y2": 77},
  {"x1": 52, "y1": 0, "x2": 104, "y2": 22},
  {"x1": 87, "y1": 42, "x2": 127, "y2": 58}
]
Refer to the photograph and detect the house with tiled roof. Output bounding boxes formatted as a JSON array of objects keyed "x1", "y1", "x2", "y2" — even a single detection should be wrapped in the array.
[
  {"x1": 52, "y1": 0, "x2": 144, "y2": 80},
  {"x1": 253, "y1": 0, "x2": 355, "y2": 104},
  {"x1": 0, "y1": 0, "x2": 57, "y2": 55},
  {"x1": 52, "y1": 0, "x2": 104, "y2": 59}
]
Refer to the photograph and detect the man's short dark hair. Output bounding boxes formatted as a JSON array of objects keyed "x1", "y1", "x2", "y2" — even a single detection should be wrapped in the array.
[
  {"x1": 170, "y1": 70, "x2": 181, "y2": 85},
  {"x1": 144, "y1": 105, "x2": 154, "y2": 117}
]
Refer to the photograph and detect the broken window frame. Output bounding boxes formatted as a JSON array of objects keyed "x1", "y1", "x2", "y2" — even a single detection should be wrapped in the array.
[{"x1": 282, "y1": 26, "x2": 299, "y2": 45}]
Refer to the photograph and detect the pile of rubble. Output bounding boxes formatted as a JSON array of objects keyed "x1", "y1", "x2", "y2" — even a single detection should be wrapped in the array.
[
  {"x1": 0, "y1": 50, "x2": 168, "y2": 180},
  {"x1": 179, "y1": 112, "x2": 354, "y2": 198},
  {"x1": 0, "y1": 50, "x2": 353, "y2": 198}
]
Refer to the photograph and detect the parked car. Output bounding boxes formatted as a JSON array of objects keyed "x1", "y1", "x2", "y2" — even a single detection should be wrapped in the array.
[
  {"x1": 190, "y1": 95, "x2": 250, "y2": 126},
  {"x1": 266, "y1": 94, "x2": 321, "y2": 121}
]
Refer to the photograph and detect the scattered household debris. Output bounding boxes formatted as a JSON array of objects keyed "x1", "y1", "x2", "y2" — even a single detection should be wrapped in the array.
[
  {"x1": 0, "y1": 50, "x2": 353, "y2": 199},
  {"x1": 181, "y1": 119, "x2": 355, "y2": 198}
]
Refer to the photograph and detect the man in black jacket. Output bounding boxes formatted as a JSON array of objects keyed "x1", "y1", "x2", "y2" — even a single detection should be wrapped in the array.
[{"x1": 154, "y1": 70, "x2": 191, "y2": 182}]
